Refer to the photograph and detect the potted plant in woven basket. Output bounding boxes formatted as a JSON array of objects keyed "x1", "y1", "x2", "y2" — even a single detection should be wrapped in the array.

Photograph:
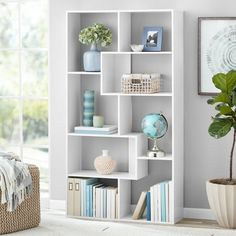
[
  {"x1": 207, "y1": 70, "x2": 236, "y2": 228},
  {"x1": 79, "y1": 23, "x2": 112, "y2": 72}
]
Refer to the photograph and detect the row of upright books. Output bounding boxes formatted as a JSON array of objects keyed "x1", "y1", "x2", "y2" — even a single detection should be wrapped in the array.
[
  {"x1": 67, "y1": 177, "x2": 118, "y2": 219},
  {"x1": 133, "y1": 181, "x2": 172, "y2": 222}
]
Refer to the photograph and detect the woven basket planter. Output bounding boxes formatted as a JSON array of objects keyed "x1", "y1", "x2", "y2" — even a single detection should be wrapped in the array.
[
  {"x1": 121, "y1": 73, "x2": 161, "y2": 94},
  {"x1": 0, "y1": 165, "x2": 40, "y2": 234}
]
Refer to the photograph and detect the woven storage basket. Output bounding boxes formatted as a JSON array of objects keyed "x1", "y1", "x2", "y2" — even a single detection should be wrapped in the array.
[
  {"x1": 0, "y1": 165, "x2": 40, "y2": 234},
  {"x1": 121, "y1": 73, "x2": 161, "y2": 94}
]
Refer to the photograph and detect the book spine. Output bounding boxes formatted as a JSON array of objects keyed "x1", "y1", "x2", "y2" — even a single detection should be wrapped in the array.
[
  {"x1": 154, "y1": 184, "x2": 158, "y2": 222},
  {"x1": 93, "y1": 186, "x2": 96, "y2": 217},
  {"x1": 86, "y1": 185, "x2": 90, "y2": 217},
  {"x1": 150, "y1": 186, "x2": 154, "y2": 222},
  {"x1": 107, "y1": 189, "x2": 110, "y2": 219},
  {"x1": 157, "y1": 184, "x2": 161, "y2": 222},
  {"x1": 104, "y1": 188, "x2": 107, "y2": 218},
  {"x1": 67, "y1": 178, "x2": 74, "y2": 216},
  {"x1": 146, "y1": 191, "x2": 151, "y2": 221},
  {"x1": 89, "y1": 185, "x2": 93, "y2": 217},
  {"x1": 165, "y1": 182, "x2": 169, "y2": 222},
  {"x1": 101, "y1": 188, "x2": 104, "y2": 218},
  {"x1": 74, "y1": 178, "x2": 80, "y2": 216},
  {"x1": 115, "y1": 193, "x2": 118, "y2": 219},
  {"x1": 160, "y1": 183, "x2": 166, "y2": 222}
]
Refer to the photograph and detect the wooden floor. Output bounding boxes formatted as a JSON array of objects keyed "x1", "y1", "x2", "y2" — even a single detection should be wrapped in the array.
[{"x1": 178, "y1": 218, "x2": 220, "y2": 229}]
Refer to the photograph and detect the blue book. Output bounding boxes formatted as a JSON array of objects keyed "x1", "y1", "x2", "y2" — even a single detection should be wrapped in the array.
[
  {"x1": 146, "y1": 191, "x2": 151, "y2": 221},
  {"x1": 160, "y1": 182, "x2": 166, "y2": 222},
  {"x1": 82, "y1": 178, "x2": 97, "y2": 217},
  {"x1": 86, "y1": 185, "x2": 90, "y2": 216}
]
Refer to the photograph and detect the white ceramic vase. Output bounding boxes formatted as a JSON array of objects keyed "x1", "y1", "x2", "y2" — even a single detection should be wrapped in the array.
[
  {"x1": 206, "y1": 180, "x2": 236, "y2": 228},
  {"x1": 94, "y1": 150, "x2": 116, "y2": 175}
]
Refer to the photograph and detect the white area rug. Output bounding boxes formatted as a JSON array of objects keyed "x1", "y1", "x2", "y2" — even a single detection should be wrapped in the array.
[{"x1": 5, "y1": 210, "x2": 236, "y2": 236}]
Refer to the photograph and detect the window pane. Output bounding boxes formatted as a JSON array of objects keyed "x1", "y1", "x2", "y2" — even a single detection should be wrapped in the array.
[
  {"x1": 0, "y1": 2, "x2": 19, "y2": 48},
  {"x1": 0, "y1": 99, "x2": 20, "y2": 145},
  {"x1": 0, "y1": 51, "x2": 19, "y2": 96},
  {"x1": 21, "y1": 2, "x2": 48, "y2": 48},
  {"x1": 23, "y1": 100, "x2": 48, "y2": 145},
  {"x1": 23, "y1": 146, "x2": 49, "y2": 192},
  {"x1": 21, "y1": 50, "x2": 48, "y2": 97}
]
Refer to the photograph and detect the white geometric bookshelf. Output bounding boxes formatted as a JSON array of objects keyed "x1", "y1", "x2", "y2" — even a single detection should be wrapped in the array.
[{"x1": 66, "y1": 9, "x2": 183, "y2": 224}]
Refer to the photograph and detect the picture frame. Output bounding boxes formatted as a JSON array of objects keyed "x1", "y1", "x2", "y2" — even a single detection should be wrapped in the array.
[
  {"x1": 142, "y1": 27, "x2": 163, "y2": 52},
  {"x1": 198, "y1": 17, "x2": 236, "y2": 95}
]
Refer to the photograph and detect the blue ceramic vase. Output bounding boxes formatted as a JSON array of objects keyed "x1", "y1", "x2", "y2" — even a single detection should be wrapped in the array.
[
  {"x1": 83, "y1": 90, "x2": 95, "y2": 126},
  {"x1": 83, "y1": 43, "x2": 101, "y2": 72}
]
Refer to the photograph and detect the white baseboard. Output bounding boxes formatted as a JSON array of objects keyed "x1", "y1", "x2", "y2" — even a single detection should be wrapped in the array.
[
  {"x1": 48, "y1": 201, "x2": 215, "y2": 221},
  {"x1": 49, "y1": 200, "x2": 66, "y2": 211},
  {"x1": 184, "y1": 208, "x2": 215, "y2": 220}
]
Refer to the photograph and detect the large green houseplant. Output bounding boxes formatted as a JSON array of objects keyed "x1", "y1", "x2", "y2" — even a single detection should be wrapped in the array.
[
  {"x1": 207, "y1": 70, "x2": 236, "y2": 228},
  {"x1": 79, "y1": 23, "x2": 112, "y2": 72}
]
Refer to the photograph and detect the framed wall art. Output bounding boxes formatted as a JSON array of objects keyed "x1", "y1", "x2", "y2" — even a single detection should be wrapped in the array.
[
  {"x1": 198, "y1": 17, "x2": 236, "y2": 95},
  {"x1": 142, "y1": 27, "x2": 163, "y2": 52}
]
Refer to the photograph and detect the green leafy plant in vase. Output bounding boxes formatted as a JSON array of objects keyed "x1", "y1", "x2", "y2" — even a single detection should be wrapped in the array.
[
  {"x1": 207, "y1": 70, "x2": 236, "y2": 228},
  {"x1": 79, "y1": 23, "x2": 112, "y2": 72}
]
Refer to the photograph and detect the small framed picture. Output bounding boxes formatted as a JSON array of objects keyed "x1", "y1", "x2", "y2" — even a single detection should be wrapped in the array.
[
  {"x1": 198, "y1": 17, "x2": 236, "y2": 95},
  {"x1": 142, "y1": 27, "x2": 163, "y2": 52}
]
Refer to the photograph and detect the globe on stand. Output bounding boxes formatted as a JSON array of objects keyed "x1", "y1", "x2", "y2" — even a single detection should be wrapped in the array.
[{"x1": 141, "y1": 113, "x2": 168, "y2": 158}]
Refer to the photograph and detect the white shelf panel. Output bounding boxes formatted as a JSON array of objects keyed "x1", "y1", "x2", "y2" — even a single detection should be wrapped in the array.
[
  {"x1": 102, "y1": 51, "x2": 172, "y2": 55},
  {"x1": 101, "y1": 92, "x2": 172, "y2": 97},
  {"x1": 68, "y1": 71, "x2": 101, "y2": 75},
  {"x1": 68, "y1": 170, "x2": 135, "y2": 179},
  {"x1": 138, "y1": 153, "x2": 172, "y2": 161},
  {"x1": 68, "y1": 132, "x2": 143, "y2": 138},
  {"x1": 120, "y1": 214, "x2": 172, "y2": 224}
]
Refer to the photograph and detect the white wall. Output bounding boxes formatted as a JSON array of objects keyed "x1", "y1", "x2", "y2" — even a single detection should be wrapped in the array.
[{"x1": 49, "y1": 0, "x2": 236, "y2": 208}]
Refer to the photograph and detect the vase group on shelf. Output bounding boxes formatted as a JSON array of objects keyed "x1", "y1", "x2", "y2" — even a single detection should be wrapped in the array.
[{"x1": 83, "y1": 43, "x2": 101, "y2": 72}]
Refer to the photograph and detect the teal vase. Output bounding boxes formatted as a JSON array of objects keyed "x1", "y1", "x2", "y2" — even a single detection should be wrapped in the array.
[
  {"x1": 83, "y1": 43, "x2": 101, "y2": 72},
  {"x1": 83, "y1": 90, "x2": 95, "y2": 126}
]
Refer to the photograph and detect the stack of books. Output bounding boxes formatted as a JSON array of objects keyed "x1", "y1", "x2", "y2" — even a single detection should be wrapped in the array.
[
  {"x1": 67, "y1": 177, "x2": 118, "y2": 219},
  {"x1": 132, "y1": 181, "x2": 172, "y2": 222},
  {"x1": 74, "y1": 125, "x2": 118, "y2": 135}
]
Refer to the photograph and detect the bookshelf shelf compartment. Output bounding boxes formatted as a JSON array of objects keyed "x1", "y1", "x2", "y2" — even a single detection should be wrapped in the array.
[{"x1": 66, "y1": 9, "x2": 183, "y2": 224}]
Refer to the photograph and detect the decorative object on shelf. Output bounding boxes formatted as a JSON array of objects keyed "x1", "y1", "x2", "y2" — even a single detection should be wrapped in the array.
[
  {"x1": 93, "y1": 115, "x2": 104, "y2": 128},
  {"x1": 82, "y1": 89, "x2": 95, "y2": 126},
  {"x1": 141, "y1": 113, "x2": 168, "y2": 158},
  {"x1": 130, "y1": 44, "x2": 144, "y2": 52},
  {"x1": 206, "y1": 70, "x2": 236, "y2": 229},
  {"x1": 121, "y1": 73, "x2": 161, "y2": 94},
  {"x1": 198, "y1": 17, "x2": 236, "y2": 95},
  {"x1": 94, "y1": 150, "x2": 117, "y2": 175},
  {"x1": 79, "y1": 23, "x2": 112, "y2": 72},
  {"x1": 142, "y1": 27, "x2": 163, "y2": 52},
  {"x1": 74, "y1": 125, "x2": 117, "y2": 135}
]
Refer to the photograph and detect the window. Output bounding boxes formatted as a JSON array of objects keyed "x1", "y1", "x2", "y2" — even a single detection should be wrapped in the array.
[{"x1": 0, "y1": 0, "x2": 49, "y2": 195}]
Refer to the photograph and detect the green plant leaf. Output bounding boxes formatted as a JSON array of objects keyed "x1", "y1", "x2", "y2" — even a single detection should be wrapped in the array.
[
  {"x1": 212, "y1": 73, "x2": 227, "y2": 93},
  {"x1": 208, "y1": 119, "x2": 233, "y2": 138},
  {"x1": 232, "y1": 91, "x2": 236, "y2": 106},
  {"x1": 213, "y1": 93, "x2": 231, "y2": 104},
  {"x1": 207, "y1": 98, "x2": 214, "y2": 105},
  {"x1": 219, "y1": 105, "x2": 233, "y2": 115},
  {"x1": 226, "y1": 70, "x2": 236, "y2": 93},
  {"x1": 215, "y1": 103, "x2": 225, "y2": 111}
]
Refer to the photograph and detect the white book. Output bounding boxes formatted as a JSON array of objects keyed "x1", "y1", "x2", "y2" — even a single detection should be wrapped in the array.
[
  {"x1": 104, "y1": 188, "x2": 107, "y2": 218},
  {"x1": 115, "y1": 193, "x2": 119, "y2": 219},
  {"x1": 150, "y1": 186, "x2": 154, "y2": 222},
  {"x1": 154, "y1": 184, "x2": 158, "y2": 222},
  {"x1": 100, "y1": 187, "x2": 104, "y2": 218},
  {"x1": 92, "y1": 184, "x2": 103, "y2": 217},
  {"x1": 157, "y1": 184, "x2": 161, "y2": 222},
  {"x1": 110, "y1": 188, "x2": 117, "y2": 219},
  {"x1": 74, "y1": 125, "x2": 118, "y2": 132},
  {"x1": 107, "y1": 188, "x2": 111, "y2": 219}
]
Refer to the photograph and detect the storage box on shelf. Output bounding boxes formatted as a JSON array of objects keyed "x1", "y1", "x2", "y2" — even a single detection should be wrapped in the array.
[{"x1": 66, "y1": 9, "x2": 183, "y2": 224}]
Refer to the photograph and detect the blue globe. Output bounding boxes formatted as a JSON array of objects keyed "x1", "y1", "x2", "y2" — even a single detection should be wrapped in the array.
[{"x1": 141, "y1": 113, "x2": 168, "y2": 140}]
